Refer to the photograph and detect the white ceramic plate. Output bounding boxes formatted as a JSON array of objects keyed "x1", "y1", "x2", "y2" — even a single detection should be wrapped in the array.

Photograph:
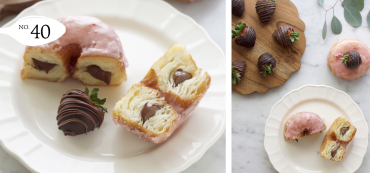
[
  {"x1": 264, "y1": 85, "x2": 368, "y2": 173},
  {"x1": 0, "y1": 0, "x2": 226, "y2": 172}
]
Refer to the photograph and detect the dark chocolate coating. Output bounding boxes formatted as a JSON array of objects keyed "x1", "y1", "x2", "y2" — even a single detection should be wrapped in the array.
[
  {"x1": 272, "y1": 25, "x2": 294, "y2": 47},
  {"x1": 32, "y1": 58, "x2": 56, "y2": 74},
  {"x1": 173, "y1": 69, "x2": 192, "y2": 87},
  {"x1": 141, "y1": 102, "x2": 163, "y2": 123},
  {"x1": 86, "y1": 65, "x2": 112, "y2": 85},
  {"x1": 331, "y1": 146, "x2": 340, "y2": 157},
  {"x1": 341, "y1": 126, "x2": 349, "y2": 135},
  {"x1": 346, "y1": 50, "x2": 362, "y2": 69},
  {"x1": 232, "y1": 0, "x2": 245, "y2": 17},
  {"x1": 232, "y1": 59, "x2": 246, "y2": 77},
  {"x1": 257, "y1": 53, "x2": 276, "y2": 70},
  {"x1": 57, "y1": 89, "x2": 105, "y2": 136},
  {"x1": 255, "y1": 0, "x2": 276, "y2": 23},
  {"x1": 235, "y1": 26, "x2": 256, "y2": 48}
]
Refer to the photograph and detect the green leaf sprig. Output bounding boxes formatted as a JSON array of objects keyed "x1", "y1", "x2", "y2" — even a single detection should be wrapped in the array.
[
  {"x1": 340, "y1": 52, "x2": 350, "y2": 66},
  {"x1": 85, "y1": 87, "x2": 108, "y2": 113},
  {"x1": 289, "y1": 31, "x2": 301, "y2": 43},
  {"x1": 232, "y1": 67, "x2": 241, "y2": 84},
  {"x1": 232, "y1": 21, "x2": 246, "y2": 39},
  {"x1": 270, "y1": 0, "x2": 276, "y2": 1},
  {"x1": 319, "y1": 0, "x2": 366, "y2": 40},
  {"x1": 260, "y1": 64, "x2": 275, "y2": 77}
]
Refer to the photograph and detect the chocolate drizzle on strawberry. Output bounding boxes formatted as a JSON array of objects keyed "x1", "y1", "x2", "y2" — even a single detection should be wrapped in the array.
[
  {"x1": 255, "y1": 0, "x2": 276, "y2": 23},
  {"x1": 341, "y1": 50, "x2": 361, "y2": 69},
  {"x1": 232, "y1": 0, "x2": 245, "y2": 16},
  {"x1": 235, "y1": 26, "x2": 257, "y2": 48},
  {"x1": 272, "y1": 26, "x2": 299, "y2": 47},
  {"x1": 258, "y1": 53, "x2": 276, "y2": 76},
  {"x1": 57, "y1": 89, "x2": 105, "y2": 136},
  {"x1": 232, "y1": 59, "x2": 247, "y2": 77}
]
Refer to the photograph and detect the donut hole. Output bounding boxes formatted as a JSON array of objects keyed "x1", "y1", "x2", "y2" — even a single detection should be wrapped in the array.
[{"x1": 59, "y1": 43, "x2": 82, "y2": 71}]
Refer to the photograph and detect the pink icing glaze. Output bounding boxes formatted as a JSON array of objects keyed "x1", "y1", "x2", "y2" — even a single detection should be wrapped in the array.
[
  {"x1": 27, "y1": 16, "x2": 128, "y2": 68},
  {"x1": 284, "y1": 112, "x2": 326, "y2": 140},
  {"x1": 327, "y1": 38, "x2": 370, "y2": 80}
]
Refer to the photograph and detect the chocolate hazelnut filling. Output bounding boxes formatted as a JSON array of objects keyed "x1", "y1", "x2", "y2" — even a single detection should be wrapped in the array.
[
  {"x1": 331, "y1": 146, "x2": 340, "y2": 157},
  {"x1": 32, "y1": 58, "x2": 56, "y2": 74},
  {"x1": 141, "y1": 102, "x2": 163, "y2": 123},
  {"x1": 86, "y1": 65, "x2": 111, "y2": 85},
  {"x1": 173, "y1": 69, "x2": 192, "y2": 87},
  {"x1": 341, "y1": 126, "x2": 349, "y2": 135}
]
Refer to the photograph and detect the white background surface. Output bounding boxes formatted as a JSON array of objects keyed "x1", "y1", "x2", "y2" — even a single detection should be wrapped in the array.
[
  {"x1": 232, "y1": 0, "x2": 370, "y2": 172},
  {"x1": 0, "y1": 0, "x2": 226, "y2": 172}
]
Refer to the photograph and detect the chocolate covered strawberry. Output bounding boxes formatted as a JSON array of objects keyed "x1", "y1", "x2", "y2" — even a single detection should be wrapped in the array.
[
  {"x1": 272, "y1": 25, "x2": 300, "y2": 47},
  {"x1": 232, "y1": 21, "x2": 256, "y2": 48},
  {"x1": 258, "y1": 53, "x2": 276, "y2": 77},
  {"x1": 340, "y1": 50, "x2": 362, "y2": 69},
  {"x1": 255, "y1": 0, "x2": 276, "y2": 23},
  {"x1": 232, "y1": 0, "x2": 245, "y2": 16},
  {"x1": 232, "y1": 59, "x2": 246, "y2": 84}
]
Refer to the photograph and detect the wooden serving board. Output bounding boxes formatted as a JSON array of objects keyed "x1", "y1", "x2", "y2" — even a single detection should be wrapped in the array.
[
  {"x1": 0, "y1": 0, "x2": 41, "y2": 21},
  {"x1": 232, "y1": 0, "x2": 306, "y2": 94}
]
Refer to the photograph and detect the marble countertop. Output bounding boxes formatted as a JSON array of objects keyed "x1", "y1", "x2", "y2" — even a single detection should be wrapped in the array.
[
  {"x1": 232, "y1": 0, "x2": 370, "y2": 172},
  {"x1": 0, "y1": 0, "x2": 225, "y2": 172}
]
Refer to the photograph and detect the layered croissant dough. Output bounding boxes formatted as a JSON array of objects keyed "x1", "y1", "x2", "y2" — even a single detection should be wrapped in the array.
[
  {"x1": 73, "y1": 56, "x2": 126, "y2": 86},
  {"x1": 140, "y1": 44, "x2": 211, "y2": 116},
  {"x1": 113, "y1": 44, "x2": 211, "y2": 143},
  {"x1": 21, "y1": 16, "x2": 127, "y2": 86},
  {"x1": 22, "y1": 48, "x2": 126, "y2": 85},
  {"x1": 320, "y1": 116, "x2": 357, "y2": 162},
  {"x1": 320, "y1": 140, "x2": 346, "y2": 162},
  {"x1": 112, "y1": 84, "x2": 178, "y2": 143},
  {"x1": 21, "y1": 47, "x2": 69, "y2": 82}
]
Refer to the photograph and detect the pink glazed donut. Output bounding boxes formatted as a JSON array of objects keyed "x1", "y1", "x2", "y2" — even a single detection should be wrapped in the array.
[
  {"x1": 284, "y1": 112, "x2": 327, "y2": 141},
  {"x1": 327, "y1": 39, "x2": 370, "y2": 80}
]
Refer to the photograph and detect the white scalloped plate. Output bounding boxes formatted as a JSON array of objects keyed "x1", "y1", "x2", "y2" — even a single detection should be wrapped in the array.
[
  {"x1": 0, "y1": 0, "x2": 225, "y2": 172},
  {"x1": 264, "y1": 85, "x2": 368, "y2": 173}
]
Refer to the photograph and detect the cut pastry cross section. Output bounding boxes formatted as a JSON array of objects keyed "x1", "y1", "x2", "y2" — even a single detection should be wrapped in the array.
[
  {"x1": 283, "y1": 112, "x2": 327, "y2": 141},
  {"x1": 21, "y1": 16, "x2": 128, "y2": 86},
  {"x1": 320, "y1": 116, "x2": 357, "y2": 162},
  {"x1": 140, "y1": 44, "x2": 211, "y2": 117},
  {"x1": 330, "y1": 116, "x2": 357, "y2": 143},
  {"x1": 320, "y1": 140, "x2": 346, "y2": 162},
  {"x1": 22, "y1": 47, "x2": 70, "y2": 82},
  {"x1": 112, "y1": 84, "x2": 178, "y2": 144}
]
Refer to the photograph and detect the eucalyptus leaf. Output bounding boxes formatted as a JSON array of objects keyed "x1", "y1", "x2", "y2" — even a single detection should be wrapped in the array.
[
  {"x1": 318, "y1": 0, "x2": 324, "y2": 6},
  {"x1": 367, "y1": 10, "x2": 370, "y2": 27},
  {"x1": 331, "y1": 16, "x2": 342, "y2": 34},
  {"x1": 342, "y1": 0, "x2": 364, "y2": 11},
  {"x1": 344, "y1": 6, "x2": 362, "y2": 27},
  {"x1": 322, "y1": 20, "x2": 327, "y2": 39}
]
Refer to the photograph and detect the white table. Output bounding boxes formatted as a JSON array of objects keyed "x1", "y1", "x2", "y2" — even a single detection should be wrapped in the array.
[
  {"x1": 232, "y1": 0, "x2": 370, "y2": 172},
  {"x1": 0, "y1": 0, "x2": 226, "y2": 172}
]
